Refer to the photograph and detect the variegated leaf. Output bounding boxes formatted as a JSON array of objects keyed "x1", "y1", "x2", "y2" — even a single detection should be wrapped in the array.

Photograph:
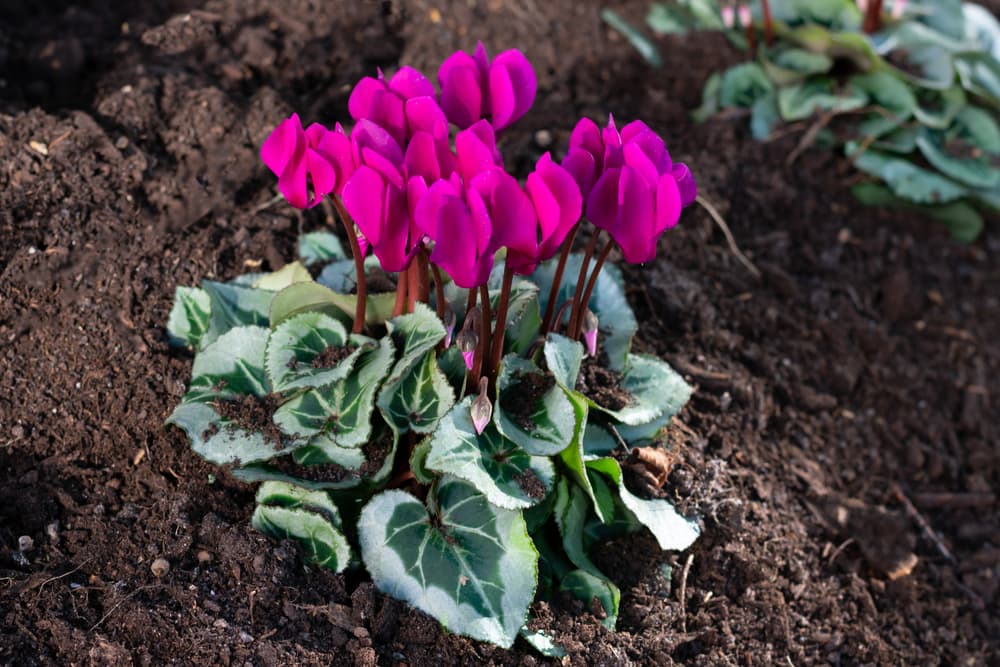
[{"x1": 495, "y1": 355, "x2": 577, "y2": 456}]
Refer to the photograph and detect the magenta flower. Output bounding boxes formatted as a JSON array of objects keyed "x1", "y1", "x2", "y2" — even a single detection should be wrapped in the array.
[
  {"x1": 507, "y1": 152, "x2": 582, "y2": 275},
  {"x1": 341, "y1": 124, "x2": 425, "y2": 272},
  {"x1": 260, "y1": 114, "x2": 354, "y2": 209},
  {"x1": 455, "y1": 120, "x2": 503, "y2": 182},
  {"x1": 348, "y1": 66, "x2": 438, "y2": 146},
  {"x1": 438, "y1": 42, "x2": 537, "y2": 132},
  {"x1": 563, "y1": 116, "x2": 697, "y2": 264}
]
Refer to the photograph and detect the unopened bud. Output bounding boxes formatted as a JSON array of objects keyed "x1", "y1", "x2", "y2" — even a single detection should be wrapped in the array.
[
  {"x1": 458, "y1": 306, "x2": 482, "y2": 370},
  {"x1": 470, "y1": 377, "x2": 492, "y2": 435},
  {"x1": 582, "y1": 310, "x2": 599, "y2": 357},
  {"x1": 356, "y1": 229, "x2": 370, "y2": 258},
  {"x1": 721, "y1": 5, "x2": 736, "y2": 28},
  {"x1": 737, "y1": 3, "x2": 752, "y2": 26}
]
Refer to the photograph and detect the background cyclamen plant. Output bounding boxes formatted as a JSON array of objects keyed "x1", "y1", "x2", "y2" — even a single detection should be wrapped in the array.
[{"x1": 167, "y1": 41, "x2": 699, "y2": 649}]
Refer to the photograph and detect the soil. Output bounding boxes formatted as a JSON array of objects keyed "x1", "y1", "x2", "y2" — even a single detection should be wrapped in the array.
[
  {"x1": 213, "y1": 394, "x2": 285, "y2": 448},
  {"x1": 503, "y1": 370, "x2": 556, "y2": 431},
  {"x1": 576, "y1": 354, "x2": 633, "y2": 411},
  {"x1": 311, "y1": 344, "x2": 358, "y2": 370},
  {"x1": 1, "y1": 1, "x2": 999, "y2": 665}
]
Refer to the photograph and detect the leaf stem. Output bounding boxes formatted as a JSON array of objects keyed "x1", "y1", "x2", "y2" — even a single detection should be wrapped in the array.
[
  {"x1": 489, "y1": 262, "x2": 515, "y2": 377},
  {"x1": 392, "y1": 267, "x2": 408, "y2": 317},
  {"x1": 863, "y1": 0, "x2": 883, "y2": 33},
  {"x1": 470, "y1": 284, "x2": 492, "y2": 394},
  {"x1": 566, "y1": 230, "x2": 603, "y2": 339},
  {"x1": 331, "y1": 197, "x2": 367, "y2": 333},
  {"x1": 407, "y1": 261, "x2": 420, "y2": 313},
  {"x1": 540, "y1": 222, "x2": 579, "y2": 335},
  {"x1": 431, "y1": 263, "x2": 447, "y2": 321}
]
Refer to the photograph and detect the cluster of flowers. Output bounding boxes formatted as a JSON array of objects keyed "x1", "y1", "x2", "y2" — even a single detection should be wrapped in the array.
[{"x1": 261, "y1": 42, "x2": 695, "y2": 389}]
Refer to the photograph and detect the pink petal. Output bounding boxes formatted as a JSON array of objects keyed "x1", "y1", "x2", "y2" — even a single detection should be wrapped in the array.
[
  {"x1": 529, "y1": 153, "x2": 582, "y2": 261},
  {"x1": 313, "y1": 129, "x2": 355, "y2": 196},
  {"x1": 471, "y1": 384, "x2": 492, "y2": 435},
  {"x1": 348, "y1": 77, "x2": 386, "y2": 122},
  {"x1": 488, "y1": 49, "x2": 536, "y2": 131},
  {"x1": 624, "y1": 126, "x2": 672, "y2": 174},
  {"x1": 456, "y1": 121, "x2": 501, "y2": 182},
  {"x1": 374, "y1": 183, "x2": 414, "y2": 272},
  {"x1": 388, "y1": 66, "x2": 435, "y2": 100},
  {"x1": 569, "y1": 117, "x2": 602, "y2": 155},
  {"x1": 305, "y1": 148, "x2": 337, "y2": 205},
  {"x1": 623, "y1": 142, "x2": 661, "y2": 190},
  {"x1": 583, "y1": 329, "x2": 598, "y2": 357},
  {"x1": 439, "y1": 55, "x2": 483, "y2": 129},
  {"x1": 462, "y1": 349, "x2": 475, "y2": 370},
  {"x1": 472, "y1": 170, "x2": 536, "y2": 259},
  {"x1": 473, "y1": 42, "x2": 491, "y2": 79},
  {"x1": 426, "y1": 194, "x2": 482, "y2": 289},
  {"x1": 362, "y1": 146, "x2": 405, "y2": 189},
  {"x1": 586, "y1": 168, "x2": 622, "y2": 232},
  {"x1": 655, "y1": 173, "x2": 682, "y2": 235},
  {"x1": 406, "y1": 175, "x2": 430, "y2": 235},
  {"x1": 405, "y1": 131, "x2": 444, "y2": 182},
  {"x1": 620, "y1": 119, "x2": 653, "y2": 144},
  {"x1": 342, "y1": 166, "x2": 387, "y2": 247},
  {"x1": 356, "y1": 231, "x2": 370, "y2": 258},
  {"x1": 671, "y1": 163, "x2": 697, "y2": 207},
  {"x1": 613, "y1": 166, "x2": 657, "y2": 264},
  {"x1": 261, "y1": 114, "x2": 304, "y2": 178},
  {"x1": 405, "y1": 96, "x2": 450, "y2": 140},
  {"x1": 562, "y1": 148, "x2": 597, "y2": 200},
  {"x1": 277, "y1": 156, "x2": 309, "y2": 209},
  {"x1": 351, "y1": 119, "x2": 404, "y2": 166}
]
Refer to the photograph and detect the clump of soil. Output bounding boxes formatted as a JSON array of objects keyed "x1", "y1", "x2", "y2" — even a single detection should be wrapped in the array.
[
  {"x1": 271, "y1": 457, "x2": 353, "y2": 483},
  {"x1": 575, "y1": 355, "x2": 633, "y2": 411},
  {"x1": 359, "y1": 430, "x2": 393, "y2": 477},
  {"x1": 501, "y1": 370, "x2": 555, "y2": 430},
  {"x1": 515, "y1": 468, "x2": 547, "y2": 499},
  {"x1": 212, "y1": 393, "x2": 285, "y2": 447},
  {"x1": 311, "y1": 343, "x2": 357, "y2": 369}
]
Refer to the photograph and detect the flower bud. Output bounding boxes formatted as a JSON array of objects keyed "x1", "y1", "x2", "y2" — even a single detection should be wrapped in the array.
[
  {"x1": 470, "y1": 376, "x2": 492, "y2": 435},
  {"x1": 582, "y1": 309, "x2": 599, "y2": 357}
]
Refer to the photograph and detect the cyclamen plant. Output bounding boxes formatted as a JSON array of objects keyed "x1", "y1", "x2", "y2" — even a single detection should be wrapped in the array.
[{"x1": 166, "y1": 42, "x2": 699, "y2": 649}]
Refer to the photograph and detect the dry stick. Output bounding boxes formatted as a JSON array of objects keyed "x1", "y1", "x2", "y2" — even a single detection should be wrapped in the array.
[
  {"x1": 571, "y1": 238, "x2": 615, "y2": 340},
  {"x1": 695, "y1": 195, "x2": 762, "y2": 279},
  {"x1": 431, "y1": 264, "x2": 447, "y2": 321},
  {"x1": 331, "y1": 198, "x2": 367, "y2": 333},
  {"x1": 566, "y1": 231, "x2": 603, "y2": 338},
  {"x1": 540, "y1": 223, "x2": 580, "y2": 334},
  {"x1": 786, "y1": 109, "x2": 837, "y2": 166},
  {"x1": 489, "y1": 263, "x2": 515, "y2": 375},
  {"x1": 679, "y1": 553, "x2": 694, "y2": 635},
  {"x1": 890, "y1": 483, "x2": 955, "y2": 564}
]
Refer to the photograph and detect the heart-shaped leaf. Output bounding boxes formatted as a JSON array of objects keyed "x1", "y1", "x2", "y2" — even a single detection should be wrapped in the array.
[
  {"x1": 495, "y1": 355, "x2": 578, "y2": 456},
  {"x1": 913, "y1": 85, "x2": 966, "y2": 129},
  {"x1": 720, "y1": 63, "x2": 775, "y2": 109},
  {"x1": 265, "y1": 312, "x2": 367, "y2": 393},
  {"x1": 692, "y1": 72, "x2": 722, "y2": 123},
  {"x1": 750, "y1": 93, "x2": 781, "y2": 140},
  {"x1": 298, "y1": 231, "x2": 347, "y2": 267},
  {"x1": 358, "y1": 478, "x2": 538, "y2": 648},
  {"x1": 848, "y1": 142, "x2": 969, "y2": 203},
  {"x1": 425, "y1": 397, "x2": 554, "y2": 509},
  {"x1": 915, "y1": 130, "x2": 1000, "y2": 188},
  {"x1": 777, "y1": 78, "x2": 867, "y2": 122},
  {"x1": 851, "y1": 71, "x2": 916, "y2": 121},
  {"x1": 253, "y1": 261, "x2": 312, "y2": 291},
  {"x1": 202, "y1": 280, "x2": 275, "y2": 348},
  {"x1": 251, "y1": 481, "x2": 351, "y2": 572},
  {"x1": 543, "y1": 334, "x2": 584, "y2": 390},
  {"x1": 587, "y1": 354, "x2": 693, "y2": 427},
  {"x1": 378, "y1": 350, "x2": 455, "y2": 435},
  {"x1": 167, "y1": 286, "x2": 211, "y2": 349},
  {"x1": 763, "y1": 48, "x2": 834, "y2": 86}
]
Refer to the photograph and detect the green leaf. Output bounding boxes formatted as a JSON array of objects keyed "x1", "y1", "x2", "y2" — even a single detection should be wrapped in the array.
[
  {"x1": 955, "y1": 106, "x2": 1000, "y2": 153},
  {"x1": 265, "y1": 312, "x2": 366, "y2": 393},
  {"x1": 851, "y1": 71, "x2": 917, "y2": 121},
  {"x1": 588, "y1": 354, "x2": 693, "y2": 427},
  {"x1": 777, "y1": 78, "x2": 867, "y2": 122},
  {"x1": 601, "y1": 9, "x2": 662, "y2": 67},
  {"x1": 384, "y1": 302, "x2": 448, "y2": 384},
  {"x1": 543, "y1": 334, "x2": 583, "y2": 390},
  {"x1": 186, "y1": 325, "x2": 270, "y2": 401},
  {"x1": 916, "y1": 130, "x2": 1000, "y2": 188},
  {"x1": 692, "y1": 72, "x2": 723, "y2": 122},
  {"x1": 273, "y1": 334, "x2": 395, "y2": 451},
  {"x1": 554, "y1": 477, "x2": 619, "y2": 628},
  {"x1": 519, "y1": 628, "x2": 567, "y2": 658},
  {"x1": 316, "y1": 255, "x2": 383, "y2": 294},
  {"x1": 253, "y1": 261, "x2": 312, "y2": 291},
  {"x1": 913, "y1": 85, "x2": 966, "y2": 129},
  {"x1": 425, "y1": 398, "x2": 554, "y2": 509},
  {"x1": 763, "y1": 47, "x2": 833, "y2": 86},
  {"x1": 873, "y1": 126, "x2": 919, "y2": 154},
  {"x1": 252, "y1": 481, "x2": 351, "y2": 572},
  {"x1": 784, "y1": 23, "x2": 880, "y2": 69},
  {"x1": 925, "y1": 201, "x2": 985, "y2": 242},
  {"x1": 358, "y1": 478, "x2": 538, "y2": 648},
  {"x1": 720, "y1": 63, "x2": 774, "y2": 109},
  {"x1": 167, "y1": 286, "x2": 211, "y2": 348},
  {"x1": 378, "y1": 350, "x2": 456, "y2": 435},
  {"x1": 495, "y1": 355, "x2": 578, "y2": 456},
  {"x1": 955, "y1": 54, "x2": 1000, "y2": 107},
  {"x1": 585, "y1": 457, "x2": 701, "y2": 552},
  {"x1": 851, "y1": 182, "x2": 901, "y2": 206},
  {"x1": 645, "y1": 3, "x2": 694, "y2": 35},
  {"x1": 556, "y1": 391, "x2": 607, "y2": 523},
  {"x1": 500, "y1": 279, "x2": 542, "y2": 356},
  {"x1": 848, "y1": 142, "x2": 969, "y2": 203},
  {"x1": 269, "y1": 280, "x2": 397, "y2": 329},
  {"x1": 963, "y1": 3, "x2": 1000, "y2": 60},
  {"x1": 770, "y1": 0, "x2": 862, "y2": 30},
  {"x1": 886, "y1": 43, "x2": 955, "y2": 91},
  {"x1": 298, "y1": 231, "x2": 347, "y2": 267},
  {"x1": 750, "y1": 93, "x2": 781, "y2": 140},
  {"x1": 202, "y1": 280, "x2": 275, "y2": 348}
]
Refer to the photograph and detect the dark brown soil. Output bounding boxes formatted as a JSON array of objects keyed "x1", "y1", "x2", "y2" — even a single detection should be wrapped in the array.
[
  {"x1": 213, "y1": 394, "x2": 285, "y2": 448},
  {"x1": 311, "y1": 344, "x2": 358, "y2": 370},
  {"x1": 516, "y1": 469, "x2": 548, "y2": 500},
  {"x1": 503, "y1": 370, "x2": 556, "y2": 431},
  {"x1": 576, "y1": 354, "x2": 633, "y2": 410},
  {"x1": 2, "y1": 1, "x2": 999, "y2": 665}
]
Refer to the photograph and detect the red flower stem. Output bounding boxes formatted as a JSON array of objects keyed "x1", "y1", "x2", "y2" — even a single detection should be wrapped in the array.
[
  {"x1": 572, "y1": 238, "x2": 615, "y2": 339},
  {"x1": 417, "y1": 250, "x2": 430, "y2": 304},
  {"x1": 331, "y1": 197, "x2": 367, "y2": 334},
  {"x1": 489, "y1": 262, "x2": 515, "y2": 376},
  {"x1": 540, "y1": 223, "x2": 580, "y2": 335},
  {"x1": 566, "y1": 230, "x2": 603, "y2": 339},
  {"x1": 470, "y1": 284, "x2": 492, "y2": 394},
  {"x1": 406, "y1": 261, "x2": 419, "y2": 313},
  {"x1": 761, "y1": 0, "x2": 773, "y2": 45},
  {"x1": 466, "y1": 286, "x2": 478, "y2": 313},
  {"x1": 863, "y1": 0, "x2": 883, "y2": 33},
  {"x1": 392, "y1": 268, "x2": 408, "y2": 317},
  {"x1": 431, "y1": 263, "x2": 447, "y2": 321},
  {"x1": 552, "y1": 300, "x2": 573, "y2": 334},
  {"x1": 745, "y1": 15, "x2": 756, "y2": 56}
]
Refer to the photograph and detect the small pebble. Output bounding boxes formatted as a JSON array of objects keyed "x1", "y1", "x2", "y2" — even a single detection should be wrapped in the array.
[
  {"x1": 534, "y1": 129, "x2": 552, "y2": 148},
  {"x1": 45, "y1": 522, "x2": 60, "y2": 542},
  {"x1": 151, "y1": 557, "x2": 170, "y2": 577},
  {"x1": 197, "y1": 550, "x2": 213, "y2": 564},
  {"x1": 18, "y1": 535, "x2": 34, "y2": 552}
]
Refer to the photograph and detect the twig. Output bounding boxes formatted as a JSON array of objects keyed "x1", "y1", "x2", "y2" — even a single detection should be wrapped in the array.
[
  {"x1": 695, "y1": 195, "x2": 761, "y2": 279},
  {"x1": 827, "y1": 538, "x2": 856, "y2": 566},
  {"x1": 786, "y1": 109, "x2": 837, "y2": 166},
  {"x1": 34, "y1": 558, "x2": 92, "y2": 599},
  {"x1": 912, "y1": 492, "x2": 995, "y2": 509},
  {"x1": 679, "y1": 553, "x2": 694, "y2": 634},
  {"x1": 891, "y1": 483, "x2": 954, "y2": 564}
]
